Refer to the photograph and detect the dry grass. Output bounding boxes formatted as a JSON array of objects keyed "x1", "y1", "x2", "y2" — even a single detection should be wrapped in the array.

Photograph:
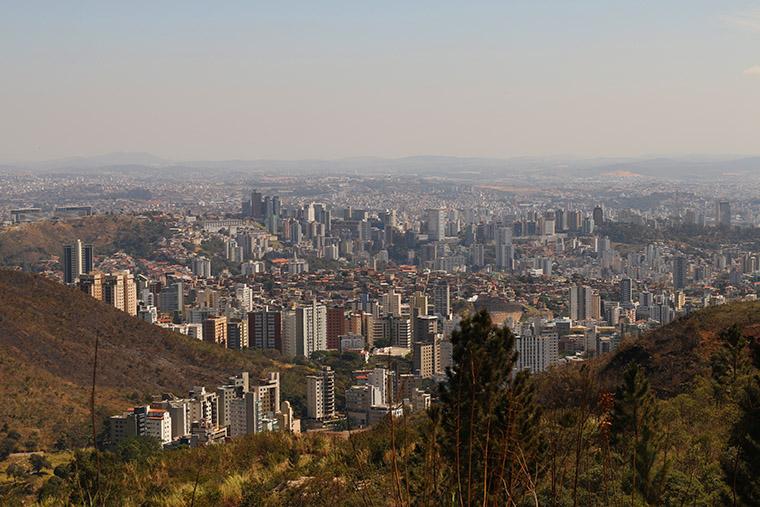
[{"x1": 0, "y1": 269, "x2": 305, "y2": 447}]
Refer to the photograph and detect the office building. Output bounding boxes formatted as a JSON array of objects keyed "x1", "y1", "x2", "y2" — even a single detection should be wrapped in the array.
[
  {"x1": 593, "y1": 205, "x2": 604, "y2": 226},
  {"x1": 673, "y1": 256, "x2": 687, "y2": 290},
  {"x1": 63, "y1": 239, "x2": 93, "y2": 284},
  {"x1": 620, "y1": 277, "x2": 633, "y2": 307},
  {"x1": 716, "y1": 201, "x2": 731, "y2": 227},
  {"x1": 158, "y1": 282, "x2": 184, "y2": 314},
  {"x1": 427, "y1": 208, "x2": 446, "y2": 241},
  {"x1": 495, "y1": 226, "x2": 513, "y2": 271}
]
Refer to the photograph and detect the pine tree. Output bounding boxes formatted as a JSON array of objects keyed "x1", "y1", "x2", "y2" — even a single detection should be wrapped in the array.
[
  {"x1": 435, "y1": 309, "x2": 541, "y2": 505},
  {"x1": 711, "y1": 324, "x2": 750, "y2": 402},
  {"x1": 611, "y1": 363, "x2": 667, "y2": 505},
  {"x1": 725, "y1": 332, "x2": 760, "y2": 506},
  {"x1": 727, "y1": 375, "x2": 760, "y2": 506}
]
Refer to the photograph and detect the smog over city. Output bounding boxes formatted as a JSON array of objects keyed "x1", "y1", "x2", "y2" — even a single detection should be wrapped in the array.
[{"x1": 2, "y1": 2, "x2": 760, "y2": 505}]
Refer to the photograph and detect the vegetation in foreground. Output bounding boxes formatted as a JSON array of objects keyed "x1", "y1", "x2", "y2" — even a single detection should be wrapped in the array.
[{"x1": 2, "y1": 309, "x2": 760, "y2": 506}]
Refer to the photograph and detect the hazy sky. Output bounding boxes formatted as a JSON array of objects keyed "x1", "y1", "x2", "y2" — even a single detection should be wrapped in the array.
[{"x1": 2, "y1": 1, "x2": 760, "y2": 161}]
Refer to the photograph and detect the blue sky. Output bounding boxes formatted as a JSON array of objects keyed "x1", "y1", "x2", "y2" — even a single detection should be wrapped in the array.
[{"x1": 1, "y1": 1, "x2": 760, "y2": 161}]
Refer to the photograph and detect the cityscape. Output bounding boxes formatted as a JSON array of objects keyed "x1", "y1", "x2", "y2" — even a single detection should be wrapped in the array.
[{"x1": 3, "y1": 2, "x2": 760, "y2": 505}]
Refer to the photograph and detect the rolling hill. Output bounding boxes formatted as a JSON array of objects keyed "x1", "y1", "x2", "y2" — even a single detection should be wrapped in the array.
[
  {"x1": 0, "y1": 214, "x2": 171, "y2": 268},
  {"x1": 599, "y1": 300, "x2": 760, "y2": 397},
  {"x1": 0, "y1": 269, "x2": 296, "y2": 448}
]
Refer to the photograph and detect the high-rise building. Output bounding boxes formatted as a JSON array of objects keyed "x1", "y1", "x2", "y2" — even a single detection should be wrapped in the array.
[
  {"x1": 326, "y1": 306, "x2": 347, "y2": 350},
  {"x1": 567, "y1": 210, "x2": 583, "y2": 231},
  {"x1": 495, "y1": 243, "x2": 514, "y2": 271},
  {"x1": 593, "y1": 205, "x2": 604, "y2": 226},
  {"x1": 78, "y1": 272, "x2": 103, "y2": 301},
  {"x1": 411, "y1": 291, "x2": 429, "y2": 317},
  {"x1": 253, "y1": 372, "x2": 281, "y2": 418},
  {"x1": 366, "y1": 367, "x2": 391, "y2": 406},
  {"x1": 427, "y1": 208, "x2": 446, "y2": 241},
  {"x1": 570, "y1": 285, "x2": 598, "y2": 321},
  {"x1": 122, "y1": 271, "x2": 137, "y2": 316},
  {"x1": 382, "y1": 288, "x2": 402, "y2": 317},
  {"x1": 432, "y1": 282, "x2": 450, "y2": 318},
  {"x1": 158, "y1": 282, "x2": 184, "y2": 314},
  {"x1": 495, "y1": 226, "x2": 513, "y2": 271},
  {"x1": 716, "y1": 201, "x2": 731, "y2": 227},
  {"x1": 203, "y1": 316, "x2": 228, "y2": 347},
  {"x1": 582, "y1": 217, "x2": 595, "y2": 235},
  {"x1": 555, "y1": 208, "x2": 568, "y2": 232},
  {"x1": 620, "y1": 277, "x2": 633, "y2": 307},
  {"x1": 191, "y1": 256, "x2": 212, "y2": 278},
  {"x1": 235, "y1": 284, "x2": 253, "y2": 312},
  {"x1": 496, "y1": 226, "x2": 512, "y2": 246},
  {"x1": 296, "y1": 301, "x2": 327, "y2": 357},
  {"x1": 250, "y1": 190, "x2": 263, "y2": 219},
  {"x1": 516, "y1": 332, "x2": 559, "y2": 374},
  {"x1": 63, "y1": 239, "x2": 93, "y2": 284},
  {"x1": 673, "y1": 256, "x2": 687, "y2": 290},
  {"x1": 414, "y1": 314, "x2": 439, "y2": 343},
  {"x1": 281, "y1": 310, "x2": 297, "y2": 358},
  {"x1": 227, "y1": 318, "x2": 249, "y2": 350},
  {"x1": 306, "y1": 366, "x2": 335, "y2": 420},
  {"x1": 387, "y1": 315, "x2": 412, "y2": 348},
  {"x1": 229, "y1": 392, "x2": 259, "y2": 437},
  {"x1": 412, "y1": 341, "x2": 437, "y2": 379},
  {"x1": 103, "y1": 273, "x2": 125, "y2": 312},
  {"x1": 249, "y1": 308, "x2": 282, "y2": 351},
  {"x1": 469, "y1": 243, "x2": 485, "y2": 267}
]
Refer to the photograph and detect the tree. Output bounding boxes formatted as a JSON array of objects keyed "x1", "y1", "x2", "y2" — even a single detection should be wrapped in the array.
[
  {"x1": 6, "y1": 462, "x2": 28, "y2": 480},
  {"x1": 115, "y1": 436, "x2": 161, "y2": 464},
  {"x1": 724, "y1": 374, "x2": 760, "y2": 506},
  {"x1": 724, "y1": 332, "x2": 760, "y2": 506},
  {"x1": 30, "y1": 454, "x2": 52, "y2": 474},
  {"x1": 435, "y1": 309, "x2": 541, "y2": 505},
  {"x1": 611, "y1": 363, "x2": 668, "y2": 505},
  {"x1": 0, "y1": 430, "x2": 21, "y2": 459},
  {"x1": 711, "y1": 324, "x2": 750, "y2": 402}
]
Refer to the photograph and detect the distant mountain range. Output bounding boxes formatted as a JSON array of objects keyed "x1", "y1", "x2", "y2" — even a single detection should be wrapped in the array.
[{"x1": 3, "y1": 152, "x2": 760, "y2": 180}]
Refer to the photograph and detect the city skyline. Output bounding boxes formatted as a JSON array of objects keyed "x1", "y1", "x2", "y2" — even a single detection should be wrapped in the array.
[{"x1": 3, "y1": 3, "x2": 760, "y2": 504}]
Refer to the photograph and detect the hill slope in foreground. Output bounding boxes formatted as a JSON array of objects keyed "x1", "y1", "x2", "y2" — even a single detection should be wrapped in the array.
[
  {"x1": 0, "y1": 269, "x2": 291, "y2": 447},
  {"x1": 599, "y1": 299, "x2": 760, "y2": 396},
  {"x1": 4, "y1": 265, "x2": 760, "y2": 447}
]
